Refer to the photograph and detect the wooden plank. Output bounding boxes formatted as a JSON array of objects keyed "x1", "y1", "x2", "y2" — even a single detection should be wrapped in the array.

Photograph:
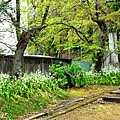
[{"x1": 103, "y1": 94, "x2": 120, "y2": 103}]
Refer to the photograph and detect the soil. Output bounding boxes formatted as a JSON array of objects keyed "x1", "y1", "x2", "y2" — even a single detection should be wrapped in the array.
[
  {"x1": 51, "y1": 102, "x2": 120, "y2": 120},
  {"x1": 51, "y1": 86, "x2": 120, "y2": 120}
]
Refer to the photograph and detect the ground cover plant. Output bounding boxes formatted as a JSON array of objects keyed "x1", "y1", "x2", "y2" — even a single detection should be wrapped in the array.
[
  {"x1": 49, "y1": 63, "x2": 87, "y2": 88},
  {"x1": 0, "y1": 71, "x2": 69, "y2": 120},
  {"x1": 50, "y1": 63, "x2": 120, "y2": 87},
  {"x1": 86, "y1": 66, "x2": 120, "y2": 86}
]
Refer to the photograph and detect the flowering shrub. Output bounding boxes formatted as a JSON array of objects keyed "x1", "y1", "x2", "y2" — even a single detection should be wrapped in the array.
[{"x1": 0, "y1": 71, "x2": 69, "y2": 100}]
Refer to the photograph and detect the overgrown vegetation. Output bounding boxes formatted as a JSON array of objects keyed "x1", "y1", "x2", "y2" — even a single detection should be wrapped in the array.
[
  {"x1": 50, "y1": 63, "x2": 120, "y2": 87},
  {"x1": 86, "y1": 66, "x2": 120, "y2": 86},
  {"x1": 0, "y1": 64, "x2": 120, "y2": 119},
  {"x1": 49, "y1": 63, "x2": 87, "y2": 88},
  {"x1": 0, "y1": 72, "x2": 69, "y2": 120}
]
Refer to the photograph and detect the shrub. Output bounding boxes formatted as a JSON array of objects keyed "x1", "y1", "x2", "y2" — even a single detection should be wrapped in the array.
[
  {"x1": 49, "y1": 63, "x2": 87, "y2": 88},
  {"x1": 50, "y1": 63, "x2": 120, "y2": 87}
]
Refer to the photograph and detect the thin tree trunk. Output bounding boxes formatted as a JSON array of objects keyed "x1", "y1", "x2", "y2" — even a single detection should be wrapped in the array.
[{"x1": 118, "y1": 54, "x2": 120, "y2": 67}]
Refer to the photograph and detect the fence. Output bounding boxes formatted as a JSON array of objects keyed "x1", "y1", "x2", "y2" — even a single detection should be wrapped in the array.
[
  {"x1": 0, "y1": 54, "x2": 72, "y2": 74},
  {"x1": 72, "y1": 61, "x2": 92, "y2": 71}
]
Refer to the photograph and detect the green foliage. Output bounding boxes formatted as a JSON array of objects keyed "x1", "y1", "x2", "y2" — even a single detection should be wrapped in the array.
[
  {"x1": 49, "y1": 63, "x2": 68, "y2": 87},
  {"x1": 49, "y1": 63, "x2": 87, "y2": 88},
  {"x1": 66, "y1": 63, "x2": 87, "y2": 87},
  {"x1": 28, "y1": 0, "x2": 120, "y2": 63},
  {"x1": 86, "y1": 66, "x2": 120, "y2": 86},
  {"x1": 50, "y1": 63, "x2": 120, "y2": 87},
  {"x1": 0, "y1": 72, "x2": 69, "y2": 119},
  {"x1": 0, "y1": 66, "x2": 120, "y2": 119}
]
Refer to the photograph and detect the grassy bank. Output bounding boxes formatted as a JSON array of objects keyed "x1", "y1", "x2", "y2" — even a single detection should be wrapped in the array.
[{"x1": 0, "y1": 72, "x2": 69, "y2": 120}]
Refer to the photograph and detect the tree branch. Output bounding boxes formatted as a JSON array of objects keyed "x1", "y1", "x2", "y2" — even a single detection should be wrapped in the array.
[
  {"x1": 4, "y1": 8, "x2": 16, "y2": 25},
  {"x1": 29, "y1": 6, "x2": 49, "y2": 35},
  {"x1": 0, "y1": 30, "x2": 14, "y2": 33},
  {"x1": 4, "y1": 0, "x2": 12, "y2": 4},
  {"x1": 41, "y1": 6, "x2": 49, "y2": 26},
  {"x1": 0, "y1": 41, "x2": 15, "y2": 51},
  {"x1": 55, "y1": 22, "x2": 90, "y2": 44}
]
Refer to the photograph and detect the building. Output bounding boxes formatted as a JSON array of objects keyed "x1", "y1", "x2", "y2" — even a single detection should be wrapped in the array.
[{"x1": 0, "y1": 54, "x2": 72, "y2": 74}]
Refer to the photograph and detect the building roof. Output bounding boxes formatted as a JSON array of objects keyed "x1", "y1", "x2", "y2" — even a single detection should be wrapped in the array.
[{"x1": 1, "y1": 54, "x2": 72, "y2": 61}]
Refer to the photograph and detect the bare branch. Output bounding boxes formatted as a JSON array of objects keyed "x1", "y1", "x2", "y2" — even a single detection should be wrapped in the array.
[
  {"x1": 0, "y1": 1, "x2": 16, "y2": 25},
  {"x1": 0, "y1": 41, "x2": 15, "y2": 51},
  {"x1": 0, "y1": 30, "x2": 14, "y2": 33},
  {"x1": 4, "y1": 9, "x2": 16, "y2": 25},
  {"x1": 4, "y1": 0, "x2": 12, "y2": 4},
  {"x1": 103, "y1": 48, "x2": 118, "y2": 62}
]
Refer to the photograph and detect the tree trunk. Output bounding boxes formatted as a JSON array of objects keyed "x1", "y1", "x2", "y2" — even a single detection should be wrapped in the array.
[
  {"x1": 91, "y1": 0, "x2": 107, "y2": 72},
  {"x1": 11, "y1": 31, "x2": 30, "y2": 77},
  {"x1": 10, "y1": 5, "x2": 49, "y2": 78},
  {"x1": 118, "y1": 54, "x2": 120, "y2": 67},
  {"x1": 94, "y1": 21, "x2": 107, "y2": 72}
]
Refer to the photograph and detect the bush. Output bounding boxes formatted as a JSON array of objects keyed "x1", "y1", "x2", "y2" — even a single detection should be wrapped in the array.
[
  {"x1": 50, "y1": 64, "x2": 120, "y2": 87},
  {"x1": 49, "y1": 63, "x2": 87, "y2": 88}
]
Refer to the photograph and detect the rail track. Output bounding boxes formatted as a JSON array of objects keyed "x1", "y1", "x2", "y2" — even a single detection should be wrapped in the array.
[{"x1": 23, "y1": 88, "x2": 116, "y2": 120}]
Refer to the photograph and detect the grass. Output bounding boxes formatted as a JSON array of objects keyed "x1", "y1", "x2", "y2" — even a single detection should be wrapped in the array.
[
  {"x1": 68, "y1": 85, "x2": 118, "y2": 98},
  {"x1": 0, "y1": 97, "x2": 50, "y2": 119},
  {"x1": 51, "y1": 85, "x2": 119, "y2": 120},
  {"x1": 51, "y1": 102, "x2": 120, "y2": 120}
]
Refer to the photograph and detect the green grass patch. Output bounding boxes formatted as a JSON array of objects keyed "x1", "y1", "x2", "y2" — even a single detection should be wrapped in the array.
[{"x1": 1, "y1": 65, "x2": 120, "y2": 119}]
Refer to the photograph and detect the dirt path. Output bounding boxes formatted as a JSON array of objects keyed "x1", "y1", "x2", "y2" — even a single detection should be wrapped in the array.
[
  {"x1": 51, "y1": 101, "x2": 120, "y2": 120},
  {"x1": 51, "y1": 86, "x2": 120, "y2": 120},
  {"x1": 19, "y1": 86, "x2": 120, "y2": 120}
]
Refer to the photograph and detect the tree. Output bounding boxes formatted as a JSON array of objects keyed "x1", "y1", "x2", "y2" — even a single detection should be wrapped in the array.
[
  {"x1": 28, "y1": 0, "x2": 91, "y2": 59},
  {"x1": 12, "y1": 1, "x2": 50, "y2": 77},
  {"x1": 1, "y1": 0, "x2": 120, "y2": 77},
  {"x1": 32, "y1": 0, "x2": 120, "y2": 71},
  {"x1": 0, "y1": 0, "x2": 50, "y2": 77}
]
